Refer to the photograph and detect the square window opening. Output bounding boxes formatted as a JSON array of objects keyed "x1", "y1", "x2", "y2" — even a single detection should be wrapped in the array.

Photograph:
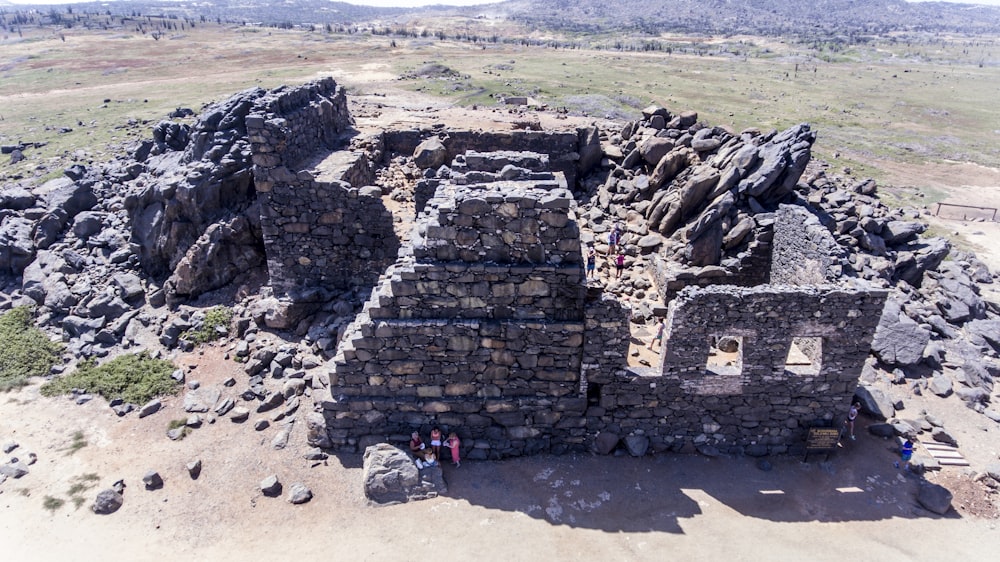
[
  {"x1": 786, "y1": 337, "x2": 822, "y2": 375},
  {"x1": 706, "y1": 335, "x2": 743, "y2": 376}
]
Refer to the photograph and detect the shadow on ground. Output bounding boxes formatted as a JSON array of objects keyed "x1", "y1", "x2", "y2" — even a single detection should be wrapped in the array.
[{"x1": 341, "y1": 419, "x2": 951, "y2": 534}]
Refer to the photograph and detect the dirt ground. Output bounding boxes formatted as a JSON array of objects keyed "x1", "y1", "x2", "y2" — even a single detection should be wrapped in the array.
[
  {"x1": 2, "y1": 355, "x2": 998, "y2": 561},
  {"x1": 4, "y1": 67, "x2": 1000, "y2": 561}
]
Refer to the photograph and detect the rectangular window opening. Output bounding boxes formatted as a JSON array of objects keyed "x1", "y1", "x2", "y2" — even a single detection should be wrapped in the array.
[
  {"x1": 706, "y1": 335, "x2": 743, "y2": 376},
  {"x1": 786, "y1": 337, "x2": 822, "y2": 375}
]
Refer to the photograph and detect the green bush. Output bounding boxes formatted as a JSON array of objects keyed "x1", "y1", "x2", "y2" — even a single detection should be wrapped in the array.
[
  {"x1": 0, "y1": 306, "x2": 63, "y2": 391},
  {"x1": 41, "y1": 351, "x2": 178, "y2": 404},
  {"x1": 183, "y1": 306, "x2": 233, "y2": 345}
]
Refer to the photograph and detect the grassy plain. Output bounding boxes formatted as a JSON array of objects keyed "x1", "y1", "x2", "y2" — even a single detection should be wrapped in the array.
[{"x1": 1, "y1": 19, "x2": 999, "y2": 197}]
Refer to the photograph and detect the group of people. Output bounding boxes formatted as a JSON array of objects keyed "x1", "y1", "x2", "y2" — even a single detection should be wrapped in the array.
[
  {"x1": 409, "y1": 428, "x2": 461, "y2": 468},
  {"x1": 586, "y1": 224, "x2": 627, "y2": 280}
]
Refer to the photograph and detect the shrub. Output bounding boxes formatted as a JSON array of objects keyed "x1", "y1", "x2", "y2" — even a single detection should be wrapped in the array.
[
  {"x1": 43, "y1": 496, "x2": 65, "y2": 512},
  {"x1": 183, "y1": 306, "x2": 233, "y2": 345},
  {"x1": 41, "y1": 351, "x2": 178, "y2": 404},
  {"x1": 0, "y1": 306, "x2": 63, "y2": 391}
]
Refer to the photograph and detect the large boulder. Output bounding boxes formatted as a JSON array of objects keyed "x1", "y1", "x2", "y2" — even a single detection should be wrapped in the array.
[
  {"x1": 917, "y1": 482, "x2": 953, "y2": 515},
  {"x1": 853, "y1": 385, "x2": 894, "y2": 421},
  {"x1": 362, "y1": 443, "x2": 446, "y2": 505},
  {"x1": 92, "y1": 489, "x2": 124, "y2": 515},
  {"x1": 870, "y1": 300, "x2": 931, "y2": 367},
  {"x1": 0, "y1": 216, "x2": 35, "y2": 275},
  {"x1": 413, "y1": 138, "x2": 447, "y2": 169}
]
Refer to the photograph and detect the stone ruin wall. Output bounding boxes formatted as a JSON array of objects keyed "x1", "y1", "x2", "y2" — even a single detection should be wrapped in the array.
[
  {"x1": 247, "y1": 78, "x2": 398, "y2": 299},
  {"x1": 323, "y1": 169, "x2": 632, "y2": 457},
  {"x1": 235, "y1": 77, "x2": 887, "y2": 458},
  {"x1": 603, "y1": 285, "x2": 886, "y2": 455},
  {"x1": 588, "y1": 203, "x2": 887, "y2": 455},
  {"x1": 384, "y1": 128, "x2": 596, "y2": 192}
]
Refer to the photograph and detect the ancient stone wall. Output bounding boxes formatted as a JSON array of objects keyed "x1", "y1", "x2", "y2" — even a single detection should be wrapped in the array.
[
  {"x1": 770, "y1": 204, "x2": 848, "y2": 285},
  {"x1": 610, "y1": 284, "x2": 887, "y2": 454},
  {"x1": 323, "y1": 154, "x2": 631, "y2": 456},
  {"x1": 383, "y1": 129, "x2": 592, "y2": 187},
  {"x1": 246, "y1": 78, "x2": 398, "y2": 298}
]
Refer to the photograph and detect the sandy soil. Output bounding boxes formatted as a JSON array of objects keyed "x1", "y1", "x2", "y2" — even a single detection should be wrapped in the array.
[
  {"x1": 2, "y1": 356, "x2": 997, "y2": 561},
  {"x1": 3, "y1": 67, "x2": 1000, "y2": 562}
]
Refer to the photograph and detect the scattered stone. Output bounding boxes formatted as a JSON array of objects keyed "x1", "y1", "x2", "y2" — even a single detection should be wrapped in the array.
[
  {"x1": 256, "y1": 391, "x2": 284, "y2": 413},
  {"x1": 166, "y1": 427, "x2": 186, "y2": 441},
  {"x1": 866, "y1": 423, "x2": 896, "y2": 438},
  {"x1": 186, "y1": 459, "x2": 202, "y2": 479},
  {"x1": 183, "y1": 387, "x2": 220, "y2": 413},
  {"x1": 137, "y1": 399, "x2": 161, "y2": 418},
  {"x1": 303, "y1": 448, "x2": 328, "y2": 461},
  {"x1": 286, "y1": 483, "x2": 313, "y2": 504},
  {"x1": 931, "y1": 427, "x2": 958, "y2": 446},
  {"x1": 260, "y1": 475, "x2": 281, "y2": 497},
  {"x1": 1, "y1": 442, "x2": 18, "y2": 454},
  {"x1": 92, "y1": 489, "x2": 124, "y2": 514},
  {"x1": 928, "y1": 374, "x2": 953, "y2": 397},
  {"x1": 271, "y1": 427, "x2": 291, "y2": 450},
  {"x1": 253, "y1": 419, "x2": 269, "y2": 431},
  {"x1": 230, "y1": 407, "x2": 250, "y2": 423},
  {"x1": 214, "y1": 397, "x2": 236, "y2": 416},
  {"x1": 0, "y1": 462, "x2": 29, "y2": 479},
  {"x1": 142, "y1": 470, "x2": 163, "y2": 490}
]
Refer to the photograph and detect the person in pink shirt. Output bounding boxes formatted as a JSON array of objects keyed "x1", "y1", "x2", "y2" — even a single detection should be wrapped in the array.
[{"x1": 445, "y1": 432, "x2": 461, "y2": 467}]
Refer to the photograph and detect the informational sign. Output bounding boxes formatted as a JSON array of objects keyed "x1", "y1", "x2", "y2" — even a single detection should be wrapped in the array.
[{"x1": 803, "y1": 427, "x2": 841, "y2": 461}]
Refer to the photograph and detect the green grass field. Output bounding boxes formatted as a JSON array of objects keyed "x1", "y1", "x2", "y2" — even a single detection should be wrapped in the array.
[{"x1": 2, "y1": 18, "x2": 998, "y2": 191}]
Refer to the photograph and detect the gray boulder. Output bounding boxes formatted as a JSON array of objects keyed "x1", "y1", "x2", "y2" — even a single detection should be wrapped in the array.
[
  {"x1": 931, "y1": 427, "x2": 957, "y2": 446},
  {"x1": 0, "y1": 462, "x2": 28, "y2": 479},
  {"x1": 260, "y1": 475, "x2": 281, "y2": 497},
  {"x1": 917, "y1": 482, "x2": 953, "y2": 515},
  {"x1": 306, "y1": 411, "x2": 332, "y2": 448},
  {"x1": 138, "y1": 399, "x2": 161, "y2": 418},
  {"x1": 870, "y1": 300, "x2": 931, "y2": 367},
  {"x1": 413, "y1": 138, "x2": 447, "y2": 169},
  {"x1": 882, "y1": 221, "x2": 925, "y2": 245},
  {"x1": 0, "y1": 216, "x2": 36, "y2": 274},
  {"x1": 594, "y1": 432, "x2": 620, "y2": 455},
  {"x1": 142, "y1": 470, "x2": 163, "y2": 490},
  {"x1": 92, "y1": 489, "x2": 124, "y2": 514},
  {"x1": 286, "y1": 483, "x2": 313, "y2": 505},
  {"x1": 928, "y1": 374, "x2": 953, "y2": 397},
  {"x1": 854, "y1": 385, "x2": 894, "y2": 420},
  {"x1": 362, "y1": 443, "x2": 447, "y2": 505},
  {"x1": 183, "y1": 387, "x2": 221, "y2": 413}
]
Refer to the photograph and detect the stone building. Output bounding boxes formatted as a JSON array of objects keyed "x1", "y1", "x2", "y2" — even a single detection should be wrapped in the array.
[{"x1": 247, "y1": 78, "x2": 887, "y2": 458}]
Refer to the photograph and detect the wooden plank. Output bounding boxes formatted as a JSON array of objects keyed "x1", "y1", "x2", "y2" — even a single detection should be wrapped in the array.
[
  {"x1": 928, "y1": 451, "x2": 964, "y2": 459},
  {"x1": 938, "y1": 459, "x2": 970, "y2": 466}
]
